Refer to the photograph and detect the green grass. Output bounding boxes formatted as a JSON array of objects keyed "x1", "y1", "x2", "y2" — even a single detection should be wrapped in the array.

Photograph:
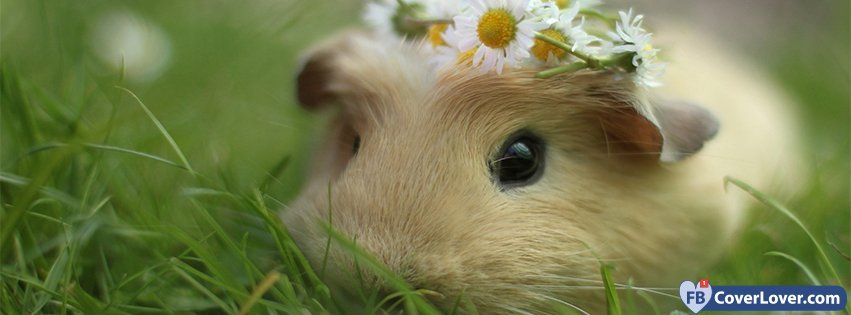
[{"x1": 1, "y1": 0, "x2": 849, "y2": 314}]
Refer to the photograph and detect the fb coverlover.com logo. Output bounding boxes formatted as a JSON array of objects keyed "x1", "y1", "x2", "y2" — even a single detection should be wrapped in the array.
[{"x1": 680, "y1": 278, "x2": 847, "y2": 313}]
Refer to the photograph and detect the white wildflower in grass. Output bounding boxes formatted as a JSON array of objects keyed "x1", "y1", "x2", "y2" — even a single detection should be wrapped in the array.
[
  {"x1": 608, "y1": 9, "x2": 665, "y2": 87},
  {"x1": 453, "y1": 0, "x2": 544, "y2": 74}
]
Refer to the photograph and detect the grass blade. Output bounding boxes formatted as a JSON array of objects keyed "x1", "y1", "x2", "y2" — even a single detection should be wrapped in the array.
[
  {"x1": 171, "y1": 260, "x2": 234, "y2": 313},
  {"x1": 169, "y1": 258, "x2": 297, "y2": 313},
  {"x1": 764, "y1": 251, "x2": 822, "y2": 285},
  {"x1": 168, "y1": 228, "x2": 243, "y2": 294},
  {"x1": 246, "y1": 190, "x2": 322, "y2": 292},
  {"x1": 0, "y1": 172, "x2": 79, "y2": 207},
  {"x1": 635, "y1": 289, "x2": 661, "y2": 315},
  {"x1": 238, "y1": 270, "x2": 280, "y2": 315},
  {"x1": 601, "y1": 263, "x2": 622, "y2": 315},
  {"x1": 0, "y1": 145, "x2": 77, "y2": 250},
  {"x1": 115, "y1": 86, "x2": 195, "y2": 175},
  {"x1": 724, "y1": 177, "x2": 843, "y2": 287},
  {"x1": 32, "y1": 240, "x2": 70, "y2": 313},
  {"x1": 325, "y1": 225, "x2": 441, "y2": 315},
  {"x1": 84, "y1": 143, "x2": 186, "y2": 169},
  {"x1": 15, "y1": 142, "x2": 186, "y2": 170},
  {"x1": 259, "y1": 155, "x2": 290, "y2": 193}
]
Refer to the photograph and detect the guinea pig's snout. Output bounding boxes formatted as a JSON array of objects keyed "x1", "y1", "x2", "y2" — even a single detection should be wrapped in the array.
[
  {"x1": 326, "y1": 217, "x2": 426, "y2": 290},
  {"x1": 311, "y1": 195, "x2": 460, "y2": 306}
]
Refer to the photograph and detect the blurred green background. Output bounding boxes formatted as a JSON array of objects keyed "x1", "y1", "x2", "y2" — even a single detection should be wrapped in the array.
[
  {"x1": 3, "y1": 0, "x2": 364, "y2": 196},
  {"x1": 1, "y1": 0, "x2": 848, "y2": 313}
]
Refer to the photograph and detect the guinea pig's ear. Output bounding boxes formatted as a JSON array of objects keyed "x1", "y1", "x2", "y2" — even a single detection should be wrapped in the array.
[
  {"x1": 597, "y1": 99, "x2": 719, "y2": 163},
  {"x1": 597, "y1": 104, "x2": 664, "y2": 162},
  {"x1": 295, "y1": 30, "x2": 366, "y2": 110},
  {"x1": 653, "y1": 100, "x2": 720, "y2": 163},
  {"x1": 296, "y1": 42, "x2": 341, "y2": 110},
  {"x1": 296, "y1": 49, "x2": 336, "y2": 109}
]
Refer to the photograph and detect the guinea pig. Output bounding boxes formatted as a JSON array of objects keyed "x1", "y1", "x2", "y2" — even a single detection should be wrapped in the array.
[{"x1": 280, "y1": 21, "x2": 803, "y2": 313}]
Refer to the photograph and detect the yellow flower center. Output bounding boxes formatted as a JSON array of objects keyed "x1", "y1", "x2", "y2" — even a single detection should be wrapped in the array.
[
  {"x1": 476, "y1": 9, "x2": 516, "y2": 49},
  {"x1": 531, "y1": 28, "x2": 567, "y2": 61},
  {"x1": 428, "y1": 23, "x2": 449, "y2": 47}
]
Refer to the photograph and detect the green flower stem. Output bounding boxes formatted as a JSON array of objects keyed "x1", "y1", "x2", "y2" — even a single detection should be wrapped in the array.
[
  {"x1": 404, "y1": 18, "x2": 453, "y2": 27},
  {"x1": 536, "y1": 61, "x2": 588, "y2": 79},
  {"x1": 534, "y1": 32, "x2": 595, "y2": 65},
  {"x1": 598, "y1": 51, "x2": 636, "y2": 71}
]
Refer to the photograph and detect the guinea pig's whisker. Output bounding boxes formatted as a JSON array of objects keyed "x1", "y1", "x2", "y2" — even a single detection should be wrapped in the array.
[
  {"x1": 496, "y1": 304, "x2": 540, "y2": 315},
  {"x1": 490, "y1": 156, "x2": 523, "y2": 164},
  {"x1": 690, "y1": 153, "x2": 768, "y2": 164},
  {"x1": 537, "y1": 294, "x2": 591, "y2": 315},
  {"x1": 261, "y1": 119, "x2": 299, "y2": 130},
  {"x1": 525, "y1": 273, "x2": 681, "y2": 299},
  {"x1": 528, "y1": 274, "x2": 607, "y2": 284},
  {"x1": 540, "y1": 284, "x2": 680, "y2": 299},
  {"x1": 532, "y1": 285, "x2": 611, "y2": 290}
]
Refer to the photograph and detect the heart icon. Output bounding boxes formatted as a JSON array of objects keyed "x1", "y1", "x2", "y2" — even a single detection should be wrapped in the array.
[{"x1": 680, "y1": 280, "x2": 712, "y2": 313}]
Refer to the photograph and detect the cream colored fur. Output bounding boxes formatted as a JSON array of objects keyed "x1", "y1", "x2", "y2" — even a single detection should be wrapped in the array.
[{"x1": 282, "y1": 25, "x2": 803, "y2": 313}]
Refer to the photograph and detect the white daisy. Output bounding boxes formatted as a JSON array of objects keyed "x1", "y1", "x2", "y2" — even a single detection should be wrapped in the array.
[
  {"x1": 607, "y1": 9, "x2": 647, "y2": 53},
  {"x1": 425, "y1": 0, "x2": 467, "y2": 20},
  {"x1": 363, "y1": 0, "x2": 399, "y2": 38},
  {"x1": 634, "y1": 52, "x2": 665, "y2": 87},
  {"x1": 431, "y1": 25, "x2": 465, "y2": 68},
  {"x1": 551, "y1": 3, "x2": 601, "y2": 56},
  {"x1": 608, "y1": 9, "x2": 665, "y2": 87},
  {"x1": 528, "y1": 28, "x2": 567, "y2": 66},
  {"x1": 432, "y1": 23, "x2": 490, "y2": 71},
  {"x1": 529, "y1": 1, "x2": 601, "y2": 64},
  {"x1": 363, "y1": 0, "x2": 426, "y2": 38},
  {"x1": 527, "y1": 0, "x2": 560, "y2": 24},
  {"x1": 452, "y1": 0, "x2": 544, "y2": 74},
  {"x1": 421, "y1": 0, "x2": 466, "y2": 49}
]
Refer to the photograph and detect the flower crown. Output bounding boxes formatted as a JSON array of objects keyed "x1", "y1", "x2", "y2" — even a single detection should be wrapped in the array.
[{"x1": 363, "y1": 0, "x2": 665, "y2": 88}]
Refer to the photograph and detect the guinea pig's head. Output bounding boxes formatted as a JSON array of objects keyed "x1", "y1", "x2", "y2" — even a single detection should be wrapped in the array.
[{"x1": 283, "y1": 30, "x2": 720, "y2": 313}]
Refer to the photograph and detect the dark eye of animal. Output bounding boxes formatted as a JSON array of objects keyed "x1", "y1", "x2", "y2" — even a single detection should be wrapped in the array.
[
  {"x1": 352, "y1": 135, "x2": 361, "y2": 154},
  {"x1": 492, "y1": 132, "x2": 544, "y2": 188}
]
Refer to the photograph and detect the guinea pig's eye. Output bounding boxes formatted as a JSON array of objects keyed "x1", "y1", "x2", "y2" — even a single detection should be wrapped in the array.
[
  {"x1": 491, "y1": 132, "x2": 544, "y2": 188},
  {"x1": 352, "y1": 135, "x2": 361, "y2": 154}
]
